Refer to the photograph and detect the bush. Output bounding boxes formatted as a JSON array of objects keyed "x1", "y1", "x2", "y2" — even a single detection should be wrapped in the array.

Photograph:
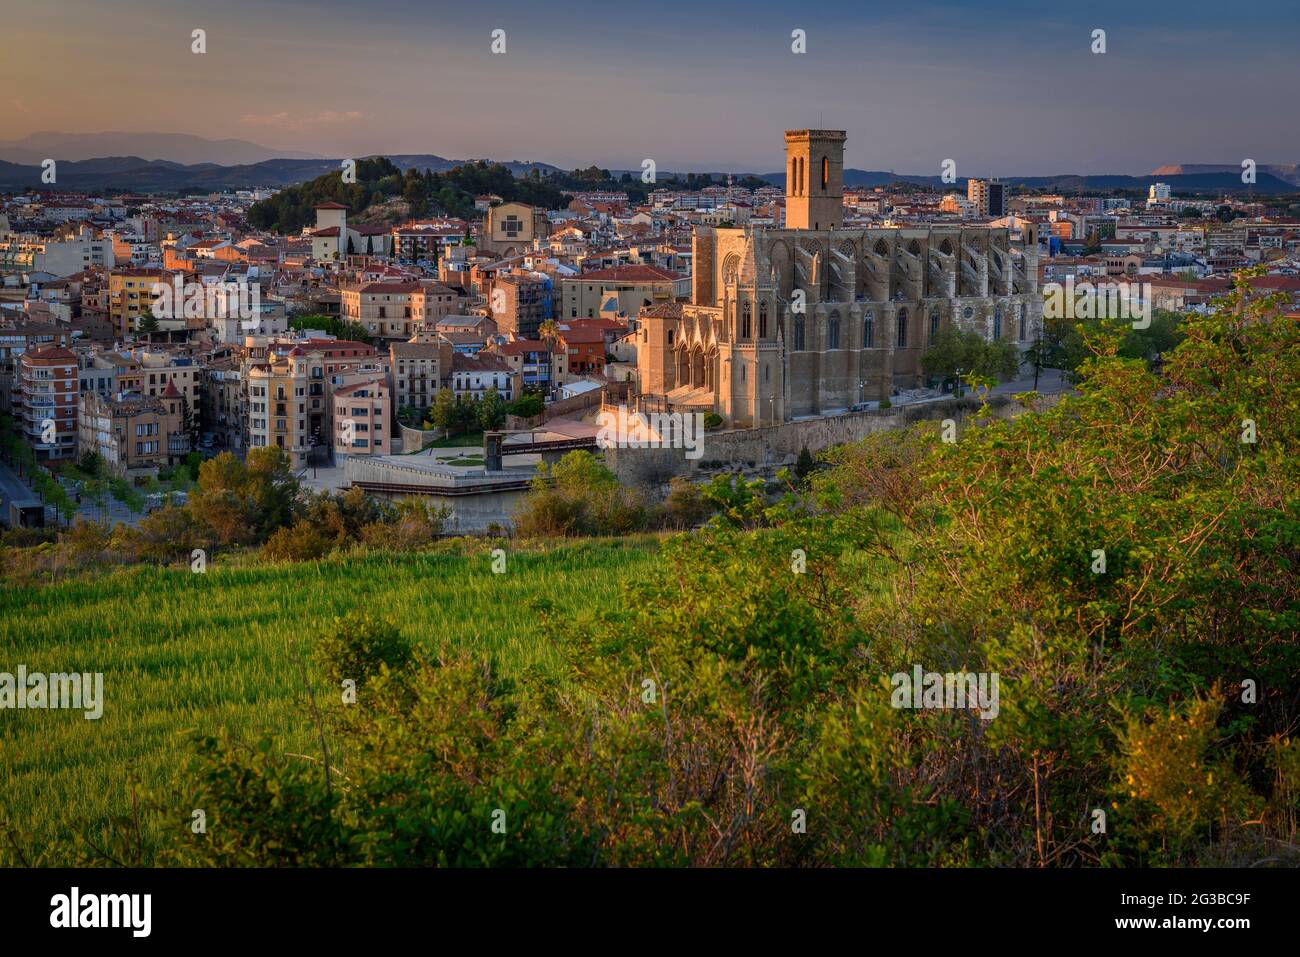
[
  {"x1": 313, "y1": 612, "x2": 413, "y2": 690},
  {"x1": 514, "y1": 451, "x2": 647, "y2": 537},
  {"x1": 262, "y1": 521, "x2": 334, "y2": 563}
]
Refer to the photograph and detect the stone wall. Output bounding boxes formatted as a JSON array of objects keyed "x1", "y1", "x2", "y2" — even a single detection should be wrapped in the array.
[
  {"x1": 398, "y1": 423, "x2": 442, "y2": 453},
  {"x1": 606, "y1": 393, "x2": 1057, "y2": 486}
]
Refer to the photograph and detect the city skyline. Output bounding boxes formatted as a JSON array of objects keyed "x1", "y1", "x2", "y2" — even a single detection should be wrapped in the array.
[{"x1": 6, "y1": 0, "x2": 1299, "y2": 175}]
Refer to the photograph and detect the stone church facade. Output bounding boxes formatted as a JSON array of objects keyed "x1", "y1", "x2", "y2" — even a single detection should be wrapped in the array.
[{"x1": 635, "y1": 130, "x2": 1042, "y2": 428}]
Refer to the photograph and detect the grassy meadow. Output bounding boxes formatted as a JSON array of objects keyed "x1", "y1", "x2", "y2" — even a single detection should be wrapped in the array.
[{"x1": 0, "y1": 536, "x2": 663, "y2": 864}]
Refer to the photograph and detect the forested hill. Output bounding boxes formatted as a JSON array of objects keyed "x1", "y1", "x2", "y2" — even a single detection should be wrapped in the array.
[{"x1": 246, "y1": 157, "x2": 571, "y2": 233}]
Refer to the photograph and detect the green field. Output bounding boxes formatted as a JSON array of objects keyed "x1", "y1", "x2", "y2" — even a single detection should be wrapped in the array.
[{"x1": 0, "y1": 537, "x2": 663, "y2": 864}]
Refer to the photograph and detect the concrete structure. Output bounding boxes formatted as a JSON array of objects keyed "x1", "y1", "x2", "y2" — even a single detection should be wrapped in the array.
[{"x1": 343, "y1": 454, "x2": 535, "y2": 533}]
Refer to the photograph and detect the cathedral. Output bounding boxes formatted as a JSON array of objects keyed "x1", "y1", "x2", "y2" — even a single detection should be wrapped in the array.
[{"x1": 635, "y1": 130, "x2": 1043, "y2": 428}]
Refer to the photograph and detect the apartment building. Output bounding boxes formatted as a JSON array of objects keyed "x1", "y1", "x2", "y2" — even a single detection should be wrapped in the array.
[
  {"x1": 201, "y1": 361, "x2": 245, "y2": 451},
  {"x1": 18, "y1": 346, "x2": 79, "y2": 461},
  {"x1": 108, "y1": 267, "x2": 169, "y2": 339},
  {"x1": 559, "y1": 264, "x2": 686, "y2": 321},
  {"x1": 967, "y1": 179, "x2": 1007, "y2": 218},
  {"x1": 246, "y1": 351, "x2": 319, "y2": 467},
  {"x1": 0, "y1": 226, "x2": 117, "y2": 278},
  {"x1": 340, "y1": 280, "x2": 461, "y2": 342},
  {"x1": 489, "y1": 338, "x2": 564, "y2": 397},
  {"x1": 487, "y1": 271, "x2": 553, "y2": 339},
  {"x1": 332, "y1": 376, "x2": 390, "y2": 457},
  {"x1": 390, "y1": 339, "x2": 452, "y2": 415},
  {"x1": 448, "y1": 352, "x2": 519, "y2": 402},
  {"x1": 78, "y1": 387, "x2": 187, "y2": 477}
]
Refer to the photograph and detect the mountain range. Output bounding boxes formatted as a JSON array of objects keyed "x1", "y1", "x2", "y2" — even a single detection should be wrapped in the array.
[
  {"x1": 0, "y1": 155, "x2": 564, "y2": 193},
  {"x1": 0, "y1": 131, "x2": 320, "y2": 166},
  {"x1": 0, "y1": 130, "x2": 1294, "y2": 197}
]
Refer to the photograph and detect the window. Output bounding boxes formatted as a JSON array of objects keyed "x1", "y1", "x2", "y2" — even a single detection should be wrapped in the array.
[
  {"x1": 994, "y1": 306, "x2": 1003, "y2": 340},
  {"x1": 821, "y1": 156, "x2": 829, "y2": 191},
  {"x1": 794, "y1": 316, "x2": 806, "y2": 351},
  {"x1": 1018, "y1": 306, "x2": 1027, "y2": 341},
  {"x1": 930, "y1": 307, "x2": 940, "y2": 341},
  {"x1": 759, "y1": 302, "x2": 768, "y2": 339},
  {"x1": 897, "y1": 309, "x2": 908, "y2": 348},
  {"x1": 863, "y1": 310, "x2": 874, "y2": 348},
  {"x1": 742, "y1": 302, "x2": 751, "y2": 339},
  {"x1": 828, "y1": 314, "x2": 840, "y2": 350}
]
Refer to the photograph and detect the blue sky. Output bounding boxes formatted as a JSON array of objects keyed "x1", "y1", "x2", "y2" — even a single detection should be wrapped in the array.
[{"x1": 6, "y1": 0, "x2": 1298, "y2": 174}]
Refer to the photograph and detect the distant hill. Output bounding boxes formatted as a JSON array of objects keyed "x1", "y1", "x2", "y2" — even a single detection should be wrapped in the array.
[
  {"x1": 1152, "y1": 163, "x2": 1300, "y2": 187},
  {"x1": 0, "y1": 151, "x2": 1293, "y2": 197},
  {"x1": 755, "y1": 169, "x2": 1300, "y2": 195},
  {"x1": 0, "y1": 131, "x2": 320, "y2": 166},
  {"x1": 0, "y1": 154, "x2": 565, "y2": 194}
]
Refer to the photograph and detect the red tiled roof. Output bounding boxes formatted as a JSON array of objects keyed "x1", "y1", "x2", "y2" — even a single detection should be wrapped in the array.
[{"x1": 575, "y1": 265, "x2": 683, "y2": 283}]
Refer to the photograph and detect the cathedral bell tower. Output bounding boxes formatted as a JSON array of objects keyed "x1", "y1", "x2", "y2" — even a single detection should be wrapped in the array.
[{"x1": 784, "y1": 129, "x2": 846, "y2": 231}]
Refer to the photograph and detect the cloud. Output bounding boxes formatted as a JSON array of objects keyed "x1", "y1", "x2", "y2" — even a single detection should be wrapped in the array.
[{"x1": 240, "y1": 110, "x2": 362, "y2": 131}]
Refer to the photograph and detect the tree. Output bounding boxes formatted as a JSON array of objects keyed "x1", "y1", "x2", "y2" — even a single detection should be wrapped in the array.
[
  {"x1": 478, "y1": 388, "x2": 507, "y2": 432},
  {"x1": 181, "y1": 398, "x2": 200, "y2": 451},
  {"x1": 430, "y1": 388, "x2": 457, "y2": 433},
  {"x1": 924, "y1": 326, "x2": 1020, "y2": 386},
  {"x1": 508, "y1": 393, "x2": 544, "y2": 418}
]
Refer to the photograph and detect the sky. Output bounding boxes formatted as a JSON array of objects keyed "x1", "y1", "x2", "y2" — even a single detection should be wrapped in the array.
[{"x1": 4, "y1": 0, "x2": 1298, "y2": 175}]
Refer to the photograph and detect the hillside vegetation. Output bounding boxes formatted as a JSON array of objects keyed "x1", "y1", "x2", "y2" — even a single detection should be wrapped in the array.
[{"x1": 1, "y1": 275, "x2": 1297, "y2": 867}]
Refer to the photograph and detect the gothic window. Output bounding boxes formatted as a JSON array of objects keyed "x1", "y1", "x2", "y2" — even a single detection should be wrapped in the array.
[
  {"x1": 897, "y1": 308, "x2": 908, "y2": 348},
  {"x1": 794, "y1": 316, "x2": 806, "y2": 351},
  {"x1": 790, "y1": 158, "x2": 797, "y2": 194},
  {"x1": 863, "y1": 309, "x2": 874, "y2": 348},
  {"x1": 929, "y1": 307, "x2": 940, "y2": 341},
  {"x1": 994, "y1": 305, "x2": 1003, "y2": 340},
  {"x1": 742, "y1": 302, "x2": 752, "y2": 339},
  {"x1": 828, "y1": 313, "x2": 840, "y2": 350},
  {"x1": 821, "y1": 156, "x2": 829, "y2": 191},
  {"x1": 759, "y1": 301, "x2": 768, "y2": 339},
  {"x1": 1018, "y1": 305, "x2": 1027, "y2": 341}
]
